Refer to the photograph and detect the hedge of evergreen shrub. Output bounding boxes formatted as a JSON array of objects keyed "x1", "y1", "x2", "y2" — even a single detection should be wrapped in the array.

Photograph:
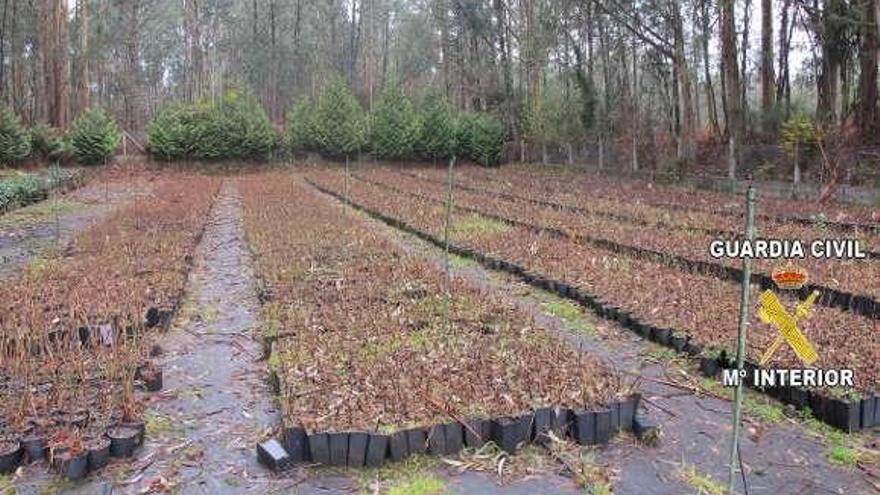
[
  {"x1": 370, "y1": 83, "x2": 420, "y2": 159},
  {"x1": 456, "y1": 112, "x2": 504, "y2": 166},
  {"x1": 147, "y1": 91, "x2": 274, "y2": 161},
  {"x1": 67, "y1": 108, "x2": 121, "y2": 165},
  {"x1": 285, "y1": 78, "x2": 504, "y2": 165},
  {"x1": 0, "y1": 105, "x2": 32, "y2": 165},
  {"x1": 313, "y1": 76, "x2": 366, "y2": 157},
  {"x1": 29, "y1": 122, "x2": 66, "y2": 161},
  {"x1": 0, "y1": 169, "x2": 82, "y2": 212}
]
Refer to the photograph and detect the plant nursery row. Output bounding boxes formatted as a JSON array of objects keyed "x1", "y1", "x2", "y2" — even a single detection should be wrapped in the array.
[
  {"x1": 0, "y1": 170, "x2": 220, "y2": 479},
  {"x1": 400, "y1": 167, "x2": 880, "y2": 254},
  {"x1": 445, "y1": 165, "x2": 880, "y2": 232},
  {"x1": 239, "y1": 173, "x2": 639, "y2": 467},
  {"x1": 306, "y1": 170, "x2": 879, "y2": 396},
  {"x1": 366, "y1": 168, "x2": 879, "y2": 303},
  {"x1": 307, "y1": 171, "x2": 879, "y2": 432}
]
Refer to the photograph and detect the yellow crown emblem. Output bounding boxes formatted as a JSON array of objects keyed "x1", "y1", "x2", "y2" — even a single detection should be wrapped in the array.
[{"x1": 771, "y1": 263, "x2": 808, "y2": 290}]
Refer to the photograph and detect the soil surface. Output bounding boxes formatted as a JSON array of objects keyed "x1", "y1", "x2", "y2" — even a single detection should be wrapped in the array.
[
  {"x1": 0, "y1": 175, "x2": 147, "y2": 279},
  {"x1": 304, "y1": 182, "x2": 879, "y2": 495}
]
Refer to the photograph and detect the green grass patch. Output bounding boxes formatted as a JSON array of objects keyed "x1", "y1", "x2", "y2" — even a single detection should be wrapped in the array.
[
  {"x1": 448, "y1": 253, "x2": 476, "y2": 268},
  {"x1": 676, "y1": 464, "x2": 725, "y2": 495},
  {"x1": 452, "y1": 214, "x2": 510, "y2": 236},
  {"x1": 385, "y1": 475, "x2": 446, "y2": 495},
  {"x1": 355, "y1": 455, "x2": 444, "y2": 494},
  {"x1": 826, "y1": 445, "x2": 860, "y2": 466},
  {"x1": 544, "y1": 298, "x2": 596, "y2": 335}
]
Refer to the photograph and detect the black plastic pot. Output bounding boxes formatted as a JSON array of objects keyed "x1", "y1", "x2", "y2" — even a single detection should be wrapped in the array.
[
  {"x1": 490, "y1": 416, "x2": 530, "y2": 453},
  {"x1": 389, "y1": 431, "x2": 408, "y2": 462},
  {"x1": 85, "y1": 437, "x2": 110, "y2": 470},
  {"x1": 605, "y1": 306, "x2": 620, "y2": 321},
  {"x1": 21, "y1": 434, "x2": 48, "y2": 462},
  {"x1": 107, "y1": 426, "x2": 139, "y2": 457},
  {"x1": 282, "y1": 426, "x2": 310, "y2": 463},
  {"x1": 77, "y1": 327, "x2": 92, "y2": 346},
  {"x1": 328, "y1": 432, "x2": 349, "y2": 466},
  {"x1": 595, "y1": 409, "x2": 612, "y2": 443},
  {"x1": 347, "y1": 432, "x2": 369, "y2": 467},
  {"x1": 609, "y1": 402, "x2": 621, "y2": 433},
  {"x1": 120, "y1": 420, "x2": 145, "y2": 446},
  {"x1": 533, "y1": 408, "x2": 553, "y2": 444},
  {"x1": 405, "y1": 428, "x2": 428, "y2": 456},
  {"x1": 0, "y1": 441, "x2": 22, "y2": 474},
  {"x1": 859, "y1": 396, "x2": 876, "y2": 430},
  {"x1": 462, "y1": 418, "x2": 490, "y2": 448},
  {"x1": 827, "y1": 398, "x2": 861, "y2": 433},
  {"x1": 571, "y1": 409, "x2": 596, "y2": 445},
  {"x1": 788, "y1": 387, "x2": 808, "y2": 409},
  {"x1": 444, "y1": 423, "x2": 464, "y2": 455},
  {"x1": 654, "y1": 328, "x2": 672, "y2": 346},
  {"x1": 619, "y1": 395, "x2": 639, "y2": 431},
  {"x1": 54, "y1": 451, "x2": 89, "y2": 481},
  {"x1": 308, "y1": 433, "x2": 330, "y2": 464},
  {"x1": 630, "y1": 321, "x2": 647, "y2": 337},
  {"x1": 365, "y1": 434, "x2": 389, "y2": 468},
  {"x1": 145, "y1": 307, "x2": 161, "y2": 328},
  {"x1": 670, "y1": 335, "x2": 688, "y2": 352},
  {"x1": 426, "y1": 425, "x2": 447, "y2": 456},
  {"x1": 139, "y1": 366, "x2": 163, "y2": 392},
  {"x1": 256, "y1": 439, "x2": 291, "y2": 472},
  {"x1": 552, "y1": 407, "x2": 571, "y2": 438},
  {"x1": 684, "y1": 341, "x2": 702, "y2": 357},
  {"x1": 699, "y1": 357, "x2": 720, "y2": 377},
  {"x1": 807, "y1": 391, "x2": 828, "y2": 421}
]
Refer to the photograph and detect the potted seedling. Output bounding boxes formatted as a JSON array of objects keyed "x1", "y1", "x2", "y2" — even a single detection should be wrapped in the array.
[{"x1": 49, "y1": 429, "x2": 89, "y2": 481}]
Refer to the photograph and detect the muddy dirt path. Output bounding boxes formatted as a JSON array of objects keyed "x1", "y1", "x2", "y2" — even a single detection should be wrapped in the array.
[
  {"x1": 307, "y1": 182, "x2": 878, "y2": 495},
  {"x1": 0, "y1": 176, "x2": 149, "y2": 279},
  {"x1": 110, "y1": 180, "x2": 288, "y2": 494}
]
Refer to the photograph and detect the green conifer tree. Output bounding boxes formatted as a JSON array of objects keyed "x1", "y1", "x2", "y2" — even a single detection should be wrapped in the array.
[
  {"x1": 287, "y1": 96, "x2": 320, "y2": 152},
  {"x1": 370, "y1": 82, "x2": 420, "y2": 159},
  {"x1": 314, "y1": 76, "x2": 366, "y2": 157},
  {"x1": 418, "y1": 94, "x2": 456, "y2": 161},
  {"x1": 67, "y1": 108, "x2": 121, "y2": 165},
  {"x1": 0, "y1": 106, "x2": 32, "y2": 165}
]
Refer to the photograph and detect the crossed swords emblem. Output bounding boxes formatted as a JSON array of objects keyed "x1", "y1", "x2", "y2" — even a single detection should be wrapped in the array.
[{"x1": 757, "y1": 289, "x2": 820, "y2": 366}]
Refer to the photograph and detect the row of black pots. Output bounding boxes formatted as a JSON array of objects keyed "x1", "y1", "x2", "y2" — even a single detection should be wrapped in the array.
[
  {"x1": 311, "y1": 181, "x2": 880, "y2": 434},
  {"x1": 0, "y1": 420, "x2": 145, "y2": 478},
  {"x1": 259, "y1": 396, "x2": 642, "y2": 471},
  {"x1": 363, "y1": 176, "x2": 880, "y2": 322},
  {"x1": 699, "y1": 354, "x2": 879, "y2": 433}
]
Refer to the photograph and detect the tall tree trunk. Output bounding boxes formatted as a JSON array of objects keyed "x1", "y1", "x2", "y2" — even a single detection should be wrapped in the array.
[
  {"x1": 673, "y1": 1, "x2": 694, "y2": 164},
  {"x1": 857, "y1": 0, "x2": 879, "y2": 140},
  {"x1": 776, "y1": 0, "x2": 793, "y2": 115},
  {"x1": 740, "y1": 0, "x2": 751, "y2": 131},
  {"x1": 760, "y1": 0, "x2": 775, "y2": 124},
  {"x1": 817, "y1": 0, "x2": 844, "y2": 125},
  {"x1": 701, "y1": 0, "x2": 720, "y2": 137},
  {"x1": 78, "y1": 0, "x2": 90, "y2": 114},
  {"x1": 721, "y1": 0, "x2": 742, "y2": 178}
]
